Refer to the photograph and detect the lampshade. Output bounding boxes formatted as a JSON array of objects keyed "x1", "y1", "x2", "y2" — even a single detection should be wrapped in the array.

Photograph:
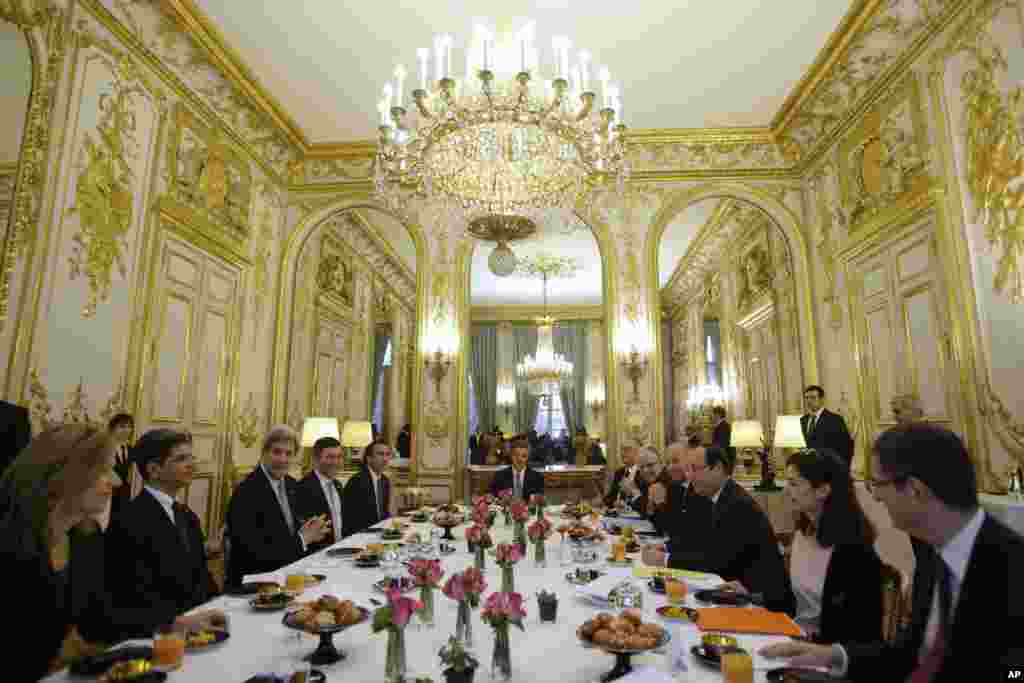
[
  {"x1": 300, "y1": 417, "x2": 340, "y2": 447},
  {"x1": 773, "y1": 415, "x2": 807, "y2": 449},
  {"x1": 730, "y1": 420, "x2": 764, "y2": 448},
  {"x1": 340, "y1": 420, "x2": 374, "y2": 449}
]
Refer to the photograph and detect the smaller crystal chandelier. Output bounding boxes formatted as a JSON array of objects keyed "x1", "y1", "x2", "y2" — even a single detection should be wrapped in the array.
[{"x1": 515, "y1": 254, "x2": 579, "y2": 396}]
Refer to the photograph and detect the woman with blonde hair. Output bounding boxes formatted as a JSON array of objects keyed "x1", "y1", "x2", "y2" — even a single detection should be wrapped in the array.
[{"x1": 1, "y1": 424, "x2": 222, "y2": 681}]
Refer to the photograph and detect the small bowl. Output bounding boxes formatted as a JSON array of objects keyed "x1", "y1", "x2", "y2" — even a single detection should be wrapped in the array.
[{"x1": 701, "y1": 633, "x2": 739, "y2": 658}]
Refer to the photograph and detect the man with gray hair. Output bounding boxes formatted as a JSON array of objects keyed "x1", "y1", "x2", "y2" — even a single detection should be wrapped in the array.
[
  {"x1": 225, "y1": 425, "x2": 329, "y2": 587},
  {"x1": 621, "y1": 447, "x2": 669, "y2": 514}
]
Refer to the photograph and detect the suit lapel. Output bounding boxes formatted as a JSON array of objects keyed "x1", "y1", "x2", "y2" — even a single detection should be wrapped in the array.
[{"x1": 257, "y1": 469, "x2": 294, "y2": 535}]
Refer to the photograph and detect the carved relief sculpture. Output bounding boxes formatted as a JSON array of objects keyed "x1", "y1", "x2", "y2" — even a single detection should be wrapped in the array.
[
  {"x1": 66, "y1": 56, "x2": 139, "y2": 317},
  {"x1": 316, "y1": 252, "x2": 354, "y2": 306}
]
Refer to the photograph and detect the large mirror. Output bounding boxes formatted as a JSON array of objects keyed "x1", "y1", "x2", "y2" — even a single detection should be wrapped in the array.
[{"x1": 462, "y1": 212, "x2": 608, "y2": 502}]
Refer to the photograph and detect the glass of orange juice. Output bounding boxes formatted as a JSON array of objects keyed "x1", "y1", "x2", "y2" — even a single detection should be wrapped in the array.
[
  {"x1": 285, "y1": 574, "x2": 306, "y2": 593},
  {"x1": 721, "y1": 652, "x2": 753, "y2": 683},
  {"x1": 152, "y1": 624, "x2": 185, "y2": 672},
  {"x1": 665, "y1": 578, "x2": 687, "y2": 604},
  {"x1": 611, "y1": 542, "x2": 626, "y2": 562}
]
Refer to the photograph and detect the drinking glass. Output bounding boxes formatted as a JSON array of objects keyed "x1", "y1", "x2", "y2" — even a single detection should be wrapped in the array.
[
  {"x1": 721, "y1": 652, "x2": 754, "y2": 683},
  {"x1": 286, "y1": 573, "x2": 306, "y2": 594},
  {"x1": 665, "y1": 579, "x2": 687, "y2": 604},
  {"x1": 152, "y1": 624, "x2": 186, "y2": 672},
  {"x1": 612, "y1": 542, "x2": 626, "y2": 562}
]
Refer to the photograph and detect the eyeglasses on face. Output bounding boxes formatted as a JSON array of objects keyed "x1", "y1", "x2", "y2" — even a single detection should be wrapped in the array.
[{"x1": 865, "y1": 476, "x2": 907, "y2": 493}]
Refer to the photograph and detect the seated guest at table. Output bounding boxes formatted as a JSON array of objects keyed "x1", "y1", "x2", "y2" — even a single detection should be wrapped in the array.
[
  {"x1": 802, "y1": 385, "x2": 854, "y2": 465},
  {"x1": 341, "y1": 438, "x2": 393, "y2": 537},
  {"x1": 106, "y1": 428, "x2": 220, "y2": 632},
  {"x1": 891, "y1": 393, "x2": 924, "y2": 425},
  {"x1": 589, "y1": 438, "x2": 606, "y2": 465},
  {"x1": 762, "y1": 424, "x2": 1024, "y2": 680},
  {"x1": 622, "y1": 447, "x2": 669, "y2": 513},
  {"x1": 489, "y1": 439, "x2": 544, "y2": 501},
  {"x1": 719, "y1": 447, "x2": 883, "y2": 643},
  {"x1": 2, "y1": 425, "x2": 224, "y2": 681},
  {"x1": 107, "y1": 413, "x2": 135, "y2": 521},
  {"x1": 642, "y1": 446, "x2": 795, "y2": 615},
  {"x1": 647, "y1": 441, "x2": 689, "y2": 534},
  {"x1": 295, "y1": 436, "x2": 345, "y2": 553},
  {"x1": 226, "y1": 425, "x2": 328, "y2": 587},
  {"x1": 604, "y1": 444, "x2": 639, "y2": 507}
]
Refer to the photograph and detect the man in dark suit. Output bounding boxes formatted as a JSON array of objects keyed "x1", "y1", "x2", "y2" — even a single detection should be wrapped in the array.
[
  {"x1": 801, "y1": 385, "x2": 854, "y2": 465},
  {"x1": 106, "y1": 428, "x2": 220, "y2": 630},
  {"x1": 603, "y1": 444, "x2": 639, "y2": 507},
  {"x1": 0, "y1": 399, "x2": 31, "y2": 474},
  {"x1": 225, "y1": 425, "x2": 329, "y2": 587},
  {"x1": 762, "y1": 423, "x2": 1024, "y2": 681},
  {"x1": 397, "y1": 424, "x2": 411, "y2": 460},
  {"x1": 108, "y1": 413, "x2": 135, "y2": 520},
  {"x1": 295, "y1": 436, "x2": 344, "y2": 553},
  {"x1": 341, "y1": 438, "x2": 393, "y2": 537},
  {"x1": 489, "y1": 439, "x2": 544, "y2": 501},
  {"x1": 643, "y1": 445, "x2": 795, "y2": 615},
  {"x1": 711, "y1": 406, "x2": 734, "y2": 460}
]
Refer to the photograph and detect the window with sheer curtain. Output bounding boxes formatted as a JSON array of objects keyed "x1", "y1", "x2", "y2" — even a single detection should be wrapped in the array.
[
  {"x1": 704, "y1": 319, "x2": 722, "y2": 387},
  {"x1": 534, "y1": 394, "x2": 568, "y2": 435}
]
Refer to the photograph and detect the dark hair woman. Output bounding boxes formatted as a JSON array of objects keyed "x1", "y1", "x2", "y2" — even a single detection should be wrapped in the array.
[
  {"x1": 783, "y1": 448, "x2": 883, "y2": 643},
  {"x1": 1, "y1": 425, "x2": 222, "y2": 681}
]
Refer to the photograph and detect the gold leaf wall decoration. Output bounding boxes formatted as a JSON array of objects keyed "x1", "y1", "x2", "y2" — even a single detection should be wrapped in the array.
[{"x1": 66, "y1": 56, "x2": 140, "y2": 317}]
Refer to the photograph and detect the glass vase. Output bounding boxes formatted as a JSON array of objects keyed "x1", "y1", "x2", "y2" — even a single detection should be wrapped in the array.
[
  {"x1": 501, "y1": 565, "x2": 515, "y2": 594},
  {"x1": 534, "y1": 539, "x2": 546, "y2": 568},
  {"x1": 418, "y1": 585, "x2": 434, "y2": 628},
  {"x1": 385, "y1": 626, "x2": 407, "y2": 682},
  {"x1": 475, "y1": 546, "x2": 486, "y2": 573},
  {"x1": 491, "y1": 623, "x2": 511, "y2": 681},
  {"x1": 455, "y1": 600, "x2": 473, "y2": 649},
  {"x1": 559, "y1": 536, "x2": 571, "y2": 566},
  {"x1": 514, "y1": 521, "x2": 526, "y2": 555}
]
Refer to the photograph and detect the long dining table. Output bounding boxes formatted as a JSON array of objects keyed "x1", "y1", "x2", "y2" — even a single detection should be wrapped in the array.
[{"x1": 47, "y1": 508, "x2": 801, "y2": 683}]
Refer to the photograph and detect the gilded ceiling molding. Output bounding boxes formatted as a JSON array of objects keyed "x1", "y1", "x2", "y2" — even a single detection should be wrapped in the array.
[{"x1": 324, "y1": 213, "x2": 415, "y2": 310}]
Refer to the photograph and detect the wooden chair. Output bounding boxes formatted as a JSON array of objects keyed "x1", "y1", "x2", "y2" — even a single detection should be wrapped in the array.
[{"x1": 880, "y1": 562, "x2": 909, "y2": 642}]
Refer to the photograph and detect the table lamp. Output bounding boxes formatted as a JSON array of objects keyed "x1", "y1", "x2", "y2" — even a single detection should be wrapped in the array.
[
  {"x1": 764, "y1": 415, "x2": 807, "y2": 491},
  {"x1": 300, "y1": 417, "x2": 339, "y2": 473},
  {"x1": 341, "y1": 420, "x2": 374, "y2": 464},
  {"x1": 730, "y1": 420, "x2": 764, "y2": 477}
]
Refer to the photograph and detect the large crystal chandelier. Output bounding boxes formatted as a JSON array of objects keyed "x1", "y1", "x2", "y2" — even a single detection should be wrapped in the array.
[
  {"x1": 373, "y1": 21, "x2": 629, "y2": 223},
  {"x1": 515, "y1": 254, "x2": 579, "y2": 396}
]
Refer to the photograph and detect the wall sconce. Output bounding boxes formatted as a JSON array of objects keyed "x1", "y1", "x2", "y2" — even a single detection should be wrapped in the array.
[
  {"x1": 585, "y1": 376, "x2": 605, "y2": 418},
  {"x1": 423, "y1": 324, "x2": 457, "y2": 398},
  {"x1": 619, "y1": 346, "x2": 648, "y2": 402}
]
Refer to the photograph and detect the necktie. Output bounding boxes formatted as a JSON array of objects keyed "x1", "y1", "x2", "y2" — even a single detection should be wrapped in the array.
[
  {"x1": 326, "y1": 480, "x2": 341, "y2": 538},
  {"x1": 172, "y1": 502, "x2": 191, "y2": 553},
  {"x1": 514, "y1": 472, "x2": 522, "y2": 498},
  {"x1": 376, "y1": 476, "x2": 385, "y2": 521},
  {"x1": 276, "y1": 479, "x2": 294, "y2": 531},
  {"x1": 808, "y1": 414, "x2": 818, "y2": 436},
  {"x1": 907, "y1": 555, "x2": 952, "y2": 683}
]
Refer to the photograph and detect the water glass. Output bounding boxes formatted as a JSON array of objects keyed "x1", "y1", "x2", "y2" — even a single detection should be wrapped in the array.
[
  {"x1": 152, "y1": 624, "x2": 185, "y2": 672},
  {"x1": 721, "y1": 652, "x2": 753, "y2": 683}
]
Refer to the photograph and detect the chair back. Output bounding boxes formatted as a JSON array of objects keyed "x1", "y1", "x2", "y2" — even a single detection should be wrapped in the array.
[{"x1": 880, "y1": 562, "x2": 908, "y2": 642}]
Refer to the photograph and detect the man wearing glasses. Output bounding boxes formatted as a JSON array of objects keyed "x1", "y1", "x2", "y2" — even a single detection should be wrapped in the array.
[
  {"x1": 106, "y1": 429, "x2": 223, "y2": 632},
  {"x1": 762, "y1": 423, "x2": 1024, "y2": 680}
]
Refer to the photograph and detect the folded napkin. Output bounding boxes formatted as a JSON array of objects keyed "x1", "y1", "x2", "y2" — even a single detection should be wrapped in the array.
[
  {"x1": 242, "y1": 571, "x2": 283, "y2": 584},
  {"x1": 574, "y1": 573, "x2": 632, "y2": 605},
  {"x1": 632, "y1": 566, "x2": 722, "y2": 590},
  {"x1": 696, "y1": 607, "x2": 803, "y2": 637}
]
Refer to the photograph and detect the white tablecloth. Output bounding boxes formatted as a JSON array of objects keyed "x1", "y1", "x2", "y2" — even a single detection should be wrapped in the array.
[{"x1": 45, "y1": 510, "x2": 798, "y2": 683}]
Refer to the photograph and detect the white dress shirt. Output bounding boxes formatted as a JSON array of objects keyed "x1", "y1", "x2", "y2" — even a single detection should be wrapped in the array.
[
  {"x1": 144, "y1": 484, "x2": 176, "y2": 524},
  {"x1": 369, "y1": 469, "x2": 384, "y2": 519},
  {"x1": 790, "y1": 531, "x2": 834, "y2": 635},
  {"x1": 261, "y1": 464, "x2": 306, "y2": 550},
  {"x1": 315, "y1": 469, "x2": 342, "y2": 538}
]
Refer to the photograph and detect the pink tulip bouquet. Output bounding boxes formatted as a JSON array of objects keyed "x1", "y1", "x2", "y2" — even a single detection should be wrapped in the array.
[
  {"x1": 444, "y1": 566, "x2": 488, "y2": 648},
  {"x1": 465, "y1": 523, "x2": 493, "y2": 550},
  {"x1": 407, "y1": 558, "x2": 443, "y2": 627},
  {"x1": 494, "y1": 542, "x2": 522, "y2": 593},
  {"x1": 481, "y1": 591, "x2": 527, "y2": 679},
  {"x1": 509, "y1": 499, "x2": 530, "y2": 524},
  {"x1": 528, "y1": 516, "x2": 552, "y2": 566},
  {"x1": 529, "y1": 493, "x2": 546, "y2": 517},
  {"x1": 372, "y1": 586, "x2": 423, "y2": 680}
]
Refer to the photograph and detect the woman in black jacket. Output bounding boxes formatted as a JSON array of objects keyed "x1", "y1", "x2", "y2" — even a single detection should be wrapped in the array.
[
  {"x1": 721, "y1": 448, "x2": 884, "y2": 644},
  {"x1": 1, "y1": 425, "x2": 223, "y2": 681}
]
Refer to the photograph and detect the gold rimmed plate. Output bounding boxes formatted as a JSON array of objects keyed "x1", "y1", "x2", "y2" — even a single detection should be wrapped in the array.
[
  {"x1": 655, "y1": 605, "x2": 698, "y2": 622},
  {"x1": 185, "y1": 629, "x2": 230, "y2": 650},
  {"x1": 250, "y1": 593, "x2": 295, "y2": 611}
]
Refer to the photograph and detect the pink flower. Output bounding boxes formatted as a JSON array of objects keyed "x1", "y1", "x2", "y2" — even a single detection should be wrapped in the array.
[
  {"x1": 387, "y1": 587, "x2": 422, "y2": 629},
  {"x1": 408, "y1": 558, "x2": 444, "y2": 587},
  {"x1": 465, "y1": 523, "x2": 492, "y2": 548},
  {"x1": 494, "y1": 542, "x2": 522, "y2": 566},
  {"x1": 443, "y1": 567, "x2": 488, "y2": 607},
  {"x1": 528, "y1": 517, "x2": 552, "y2": 541},
  {"x1": 497, "y1": 489, "x2": 513, "y2": 503},
  {"x1": 481, "y1": 591, "x2": 527, "y2": 630},
  {"x1": 509, "y1": 500, "x2": 529, "y2": 522},
  {"x1": 529, "y1": 494, "x2": 546, "y2": 508},
  {"x1": 443, "y1": 573, "x2": 466, "y2": 602},
  {"x1": 462, "y1": 567, "x2": 487, "y2": 598}
]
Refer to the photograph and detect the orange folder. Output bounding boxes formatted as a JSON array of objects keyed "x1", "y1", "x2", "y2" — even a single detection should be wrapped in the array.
[{"x1": 696, "y1": 607, "x2": 803, "y2": 637}]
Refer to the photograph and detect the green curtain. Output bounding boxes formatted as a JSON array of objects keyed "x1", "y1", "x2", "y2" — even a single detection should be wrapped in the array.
[
  {"x1": 371, "y1": 331, "x2": 390, "y2": 433},
  {"x1": 470, "y1": 324, "x2": 498, "y2": 435},
  {"x1": 553, "y1": 321, "x2": 589, "y2": 435},
  {"x1": 512, "y1": 325, "x2": 540, "y2": 434}
]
